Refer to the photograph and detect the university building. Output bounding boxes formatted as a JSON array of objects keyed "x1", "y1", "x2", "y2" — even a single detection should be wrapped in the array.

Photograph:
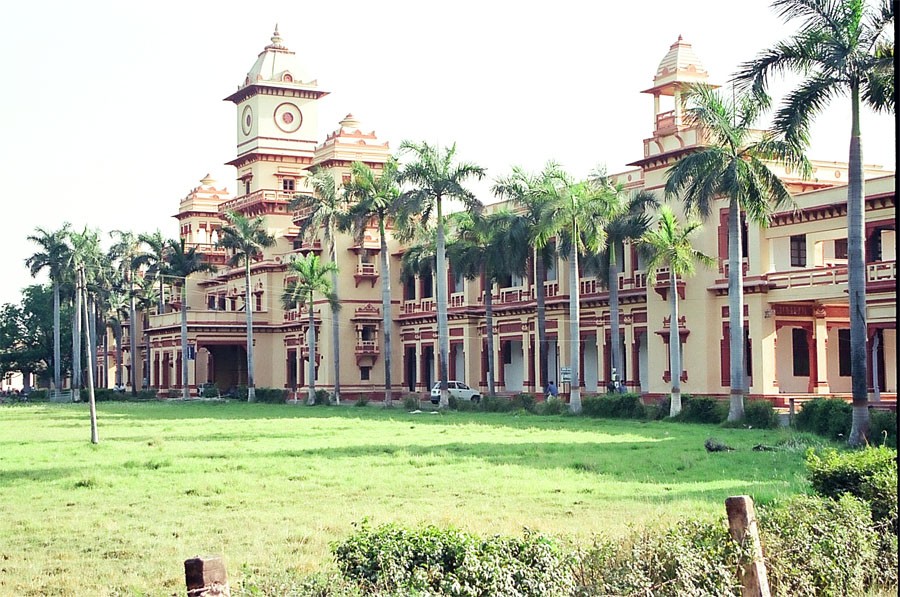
[{"x1": 120, "y1": 29, "x2": 895, "y2": 404}]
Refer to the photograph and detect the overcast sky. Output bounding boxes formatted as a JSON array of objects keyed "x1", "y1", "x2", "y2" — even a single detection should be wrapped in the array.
[{"x1": 2, "y1": 0, "x2": 895, "y2": 307}]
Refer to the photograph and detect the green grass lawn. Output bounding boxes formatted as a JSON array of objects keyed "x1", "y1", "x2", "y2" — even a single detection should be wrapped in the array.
[{"x1": 0, "y1": 400, "x2": 822, "y2": 595}]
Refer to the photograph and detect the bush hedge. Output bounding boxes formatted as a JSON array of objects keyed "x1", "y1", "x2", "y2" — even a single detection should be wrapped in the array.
[
  {"x1": 581, "y1": 393, "x2": 645, "y2": 419},
  {"x1": 254, "y1": 388, "x2": 288, "y2": 403},
  {"x1": 741, "y1": 400, "x2": 780, "y2": 429},
  {"x1": 673, "y1": 396, "x2": 728, "y2": 424},
  {"x1": 333, "y1": 523, "x2": 574, "y2": 596},
  {"x1": 794, "y1": 398, "x2": 851, "y2": 440}
]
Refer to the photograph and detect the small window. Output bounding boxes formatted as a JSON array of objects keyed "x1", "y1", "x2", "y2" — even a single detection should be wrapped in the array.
[
  {"x1": 244, "y1": 180, "x2": 251, "y2": 195},
  {"x1": 360, "y1": 367, "x2": 370, "y2": 380},
  {"x1": 282, "y1": 179, "x2": 295, "y2": 192},
  {"x1": 255, "y1": 294, "x2": 262, "y2": 312},
  {"x1": 834, "y1": 238, "x2": 848, "y2": 260},
  {"x1": 207, "y1": 295, "x2": 216, "y2": 309},
  {"x1": 790, "y1": 235, "x2": 806, "y2": 267},
  {"x1": 838, "y1": 329, "x2": 851, "y2": 376},
  {"x1": 792, "y1": 328, "x2": 809, "y2": 377}
]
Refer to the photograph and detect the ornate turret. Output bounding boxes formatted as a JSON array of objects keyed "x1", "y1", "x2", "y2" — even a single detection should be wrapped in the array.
[
  {"x1": 641, "y1": 36, "x2": 714, "y2": 135},
  {"x1": 313, "y1": 113, "x2": 390, "y2": 170}
]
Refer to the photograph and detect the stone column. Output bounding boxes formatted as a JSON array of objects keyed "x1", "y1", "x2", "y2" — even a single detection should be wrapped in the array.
[{"x1": 814, "y1": 310, "x2": 830, "y2": 394}]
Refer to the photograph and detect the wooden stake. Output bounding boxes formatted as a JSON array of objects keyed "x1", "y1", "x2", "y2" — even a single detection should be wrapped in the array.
[
  {"x1": 725, "y1": 495, "x2": 771, "y2": 597},
  {"x1": 184, "y1": 555, "x2": 230, "y2": 596}
]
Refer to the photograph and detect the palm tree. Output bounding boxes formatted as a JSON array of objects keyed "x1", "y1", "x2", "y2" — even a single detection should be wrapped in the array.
[
  {"x1": 291, "y1": 169, "x2": 347, "y2": 404},
  {"x1": 135, "y1": 274, "x2": 160, "y2": 389},
  {"x1": 734, "y1": 0, "x2": 894, "y2": 445},
  {"x1": 343, "y1": 159, "x2": 403, "y2": 406},
  {"x1": 25, "y1": 223, "x2": 71, "y2": 394},
  {"x1": 162, "y1": 239, "x2": 216, "y2": 399},
  {"x1": 665, "y1": 83, "x2": 809, "y2": 422},
  {"x1": 110, "y1": 230, "x2": 143, "y2": 394},
  {"x1": 136, "y1": 230, "x2": 168, "y2": 314},
  {"x1": 104, "y1": 286, "x2": 129, "y2": 390},
  {"x1": 492, "y1": 165, "x2": 559, "y2": 394},
  {"x1": 447, "y1": 209, "x2": 527, "y2": 397},
  {"x1": 281, "y1": 253, "x2": 339, "y2": 405},
  {"x1": 69, "y1": 228, "x2": 103, "y2": 441},
  {"x1": 217, "y1": 211, "x2": 276, "y2": 402},
  {"x1": 542, "y1": 164, "x2": 610, "y2": 413},
  {"x1": 639, "y1": 206, "x2": 715, "y2": 416},
  {"x1": 398, "y1": 141, "x2": 485, "y2": 408},
  {"x1": 584, "y1": 171, "x2": 658, "y2": 391}
]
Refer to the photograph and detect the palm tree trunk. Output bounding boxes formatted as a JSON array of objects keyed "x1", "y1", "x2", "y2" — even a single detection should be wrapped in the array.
[
  {"x1": 115, "y1": 324, "x2": 123, "y2": 388},
  {"x1": 609, "y1": 242, "x2": 623, "y2": 391},
  {"x1": 53, "y1": 281, "x2": 61, "y2": 392},
  {"x1": 847, "y1": 83, "x2": 869, "y2": 446},
  {"x1": 307, "y1": 297, "x2": 317, "y2": 405},
  {"x1": 485, "y1": 277, "x2": 496, "y2": 397},
  {"x1": 180, "y1": 285, "x2": 189, "y2": 400},
  {"x1": 568, "y1": 241, "x2": 582, "y2": 413},
  {"x1": 669, "y1": 272, "x2": 682, "y2": 416},
  {"x1": 727, "y1": 197, "x2": 745, "y2": 421},
  {"x1": 73, "y1": 284, "x2": 82, "y2": 402},
  {"x1": 435, "y1": 196, "x2": 450, "y2": 408},
  {"x1": 536, "y1": 255, "x2": 548, "y2": 394},
  {"x1": 80, "y1": 269, "x2": 98, "y2": 444},
  {"x1": 245, "y1": 262, "x2": 256, "y2": 402},
  {"x1": 380, "y1": 219, "x2": 393, "y2": 407},
  {"x1": 129, "y1": 275, "x2": 138, "y2": 394},
  {"x1": 330, "y1": 240, "x2": 341, "y2": 405}
]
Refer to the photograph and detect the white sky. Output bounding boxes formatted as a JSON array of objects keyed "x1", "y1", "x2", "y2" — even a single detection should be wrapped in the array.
[{"x1": 2, "y1": 0, "x2": 895, "y2": 307}]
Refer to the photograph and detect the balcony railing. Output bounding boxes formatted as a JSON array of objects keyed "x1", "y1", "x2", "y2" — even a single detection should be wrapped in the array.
[
  {"x1": 149, "y1": 310, "x2": 269, "y2": 328},
  {"x1": 867, "y1": 260, "x2": 896, "y2": 283},
  {"x1": 767, "y1": 265, "x2": 848, "y2": 289},
  {"x1": 220, "y1": 189, "x2": 294, "y2": 213},
  {"x1": 355, "y1": 340, "x2": 379, "y2": 355}
]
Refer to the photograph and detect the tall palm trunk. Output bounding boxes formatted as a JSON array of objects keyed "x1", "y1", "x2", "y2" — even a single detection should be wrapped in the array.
[
  {"x1": 89, "y1": 299, "x2": 98, "y2": 386},
  {"x1": 847, "y1": 84, "x2": 869, "y2": 446},
  {"x1": 329, "y1": 241, "x2": 341, "y2": 405},
  {"x1": 245, "y1": 262, "x2": 256, "y2": 402},
  {"x1": 568, "y1": 239, "x2": 582, "y2": 413},
  {"x1": 669, "y1": 272, "x2": 683, "y2": 416},
  {"x1": 379, "y1": 219, "x2": 393, "y2": 406},
  {"x1": 52, "y1": 281, "x2": 61, "y2": 392},
  {"x1": 609, "y1": 242, "x2": 624, "y2": 391},
  {"x1": 73, "y1": 286, "x2": 82, "y2": 402},
  {"x1": 79, "y1": 269, "x2": 98, "y2": 444},
  {"x1": 180, "y1": 285, "x2": 189, "y2": 399},
  {"x1": 536, "y1": 255, "x2": 548, "y2": 394},
  {"x1": 307, "y1": 295, "x2": 317, "y2": 405},
  {"x1": 727, "y1": 198, "x2": 745, "y2": 421},
  {"x1": 435, "y1": 197, "x2": 450, "y2": 408},
  {"x1": 485, "y1": 278, "x2": 496, "y2": 397},
  {"x1": 129, "y1": 276, "x2": 138, "y2": 394},
  {"x1": 114, "y1": 323, "x2": 124, "y2": 388}
]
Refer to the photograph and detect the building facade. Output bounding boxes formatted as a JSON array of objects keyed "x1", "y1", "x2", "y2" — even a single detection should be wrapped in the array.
[{"x1": 119, "y1": 30, "x2": 894, "y2": 404}]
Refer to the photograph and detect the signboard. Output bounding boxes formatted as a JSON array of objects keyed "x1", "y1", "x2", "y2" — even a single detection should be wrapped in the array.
[{"x1": 560, "y1": 367, "x2": 572, "y2": 383}]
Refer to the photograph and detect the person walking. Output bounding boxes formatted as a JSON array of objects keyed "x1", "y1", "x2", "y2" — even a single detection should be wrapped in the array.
[{"x1": 546, "y1": 381, "x2": 559, "y2": 397}]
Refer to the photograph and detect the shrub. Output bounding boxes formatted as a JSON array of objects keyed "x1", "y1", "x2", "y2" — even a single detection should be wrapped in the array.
[
  {"x1": 201, "y1": 384, "x2": 220, "y2": 398},
  {"x1": 26, "y1": 389, "x2": 48, "y2": 400},
  {"x1": 480, "y1": 395, "x2": 511, "y2": 413},
  {"x1": 538, "y1": 396, "x2": 567, "y2": 416},
  {"x1": 402, "y1": 395, "x2": 420, "y2": 410},
  {"x1": 869, "y1": 409, "x2": 897, "y2": 448},
  {"x1": 135, "y1": 389, "x2": 157, "y2": 400},
  {"x1": 674, "y1": 396, "x2": 727, "y2": 424},
  {"x1": 805, "y1": 446, "x2": 898, "y2": 532},
  {"x1": 354, "y1": 396, "x2": 369, "y2": 407},
  {"x1": 254, "y1": 388, "x2": 287, "y2": 403},
  {"x1": 741, "y1": 400, "x2": 779, "y2": 429},
  {"x1": 313, "y1": 389, "x2": 332, "y2": 405},
  {"x1": 332, "y1": 522, "x2": 574, "y2": 596},
  {"x1": 509, "y1": 392, "x2": 537, "y2": 413},
  {"x1": 794, "y1": 398, "x2": 851, "y2": 440},
  {"x1": 446, "y1": 393, "x2": 458, "y2": 410},
  {"x1": 581, "y1": 393, "x2": 646, "y2": 419},
  {"x1": 572, "y1": 520, "x2": 743, "y2": 596},
  {"x1": 759, "y1": 494, "x2": 879, "y2": 596}
]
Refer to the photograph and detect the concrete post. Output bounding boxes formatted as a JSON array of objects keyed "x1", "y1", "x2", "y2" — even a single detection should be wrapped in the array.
[
  {"x1": 725, "y1": 496, "x2": 771, "y2": 597},
  {"x1": 185, "y1": 555, "x2": 230, "y2": 596}
]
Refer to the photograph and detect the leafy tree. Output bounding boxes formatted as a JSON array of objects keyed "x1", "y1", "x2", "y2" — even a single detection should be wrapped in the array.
[
  {"x1": 447, "y1": 209, "x2": 527, "y2": 397},
  {"x1": 398, "y1": 141, "x2": 485, "y2": 408},
  {"x1": 734, "y1": 0, "x2": 894, "y2": 444},
  {"x1": 163, "y1": 239, "x2": 216, "y2": 399},
  {"x1": 584, "y1": 172, "x2": 658, "y2": 390},
  {"x1": 665, "y1": 84, "x2": 809, "y2": 421},
  {"x1": 492, "y1": 165, "x2": 560, "y2": 393},
  {"x1": 25, "y1": 223, "x2": 71, "y2": 392},
  {"x1": 343, "y1": 159, "x2": 403, "y2": 406},
  {"x1": 282, "y1": 253, "x2": 339, "y2": 405},
  {"x1": 542, "y1": 163, "x2": 610, "y2": 413},
  {"x1": 217, "y1": 211, "x2": 276, "y2": 402},
  {"x1": 638, "y1": 205, "x2": 715, "y2": 415},
  {"x1": 291, "y1": 169, "x2": 348, "y2": 404}
]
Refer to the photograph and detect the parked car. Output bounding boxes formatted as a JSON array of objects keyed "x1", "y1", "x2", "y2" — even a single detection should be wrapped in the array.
[{"x1": 430, "y1": 381, "x2": 481, "y2": 405}]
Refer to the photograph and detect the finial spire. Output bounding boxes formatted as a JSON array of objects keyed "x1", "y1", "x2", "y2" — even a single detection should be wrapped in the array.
[{"x1": 271, "y1": 24, "x2": 282, "y2": 47}]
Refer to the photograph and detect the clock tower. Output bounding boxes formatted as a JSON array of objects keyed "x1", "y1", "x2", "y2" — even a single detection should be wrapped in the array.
[{"x1": 223, "y1": 26, "x2": 329, "y2": 219}]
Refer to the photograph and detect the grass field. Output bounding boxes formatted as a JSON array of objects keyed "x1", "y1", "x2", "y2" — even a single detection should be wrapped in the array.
[{"x1": 0, "y1": 400, "x2": 823, "y2": 595}]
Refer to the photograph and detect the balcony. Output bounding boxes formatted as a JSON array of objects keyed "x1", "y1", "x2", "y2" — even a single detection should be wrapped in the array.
[
  {"x1": 353, "y1": 262, "x2": 379, "y2": 288},
  {"x1": 220, "y1": 189, "x2": 294, "y2": 214},
  {"x1": 764, "y1": 259, "x2": 895, "y2": 301},
  {"x1": 149, "y1": 309, "x2": 269, "y2": 329}
]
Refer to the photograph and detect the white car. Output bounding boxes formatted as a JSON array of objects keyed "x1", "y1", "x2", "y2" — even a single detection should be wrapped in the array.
[{"x1": 430, "y1": 381, "x2": 481, "y2": 404}]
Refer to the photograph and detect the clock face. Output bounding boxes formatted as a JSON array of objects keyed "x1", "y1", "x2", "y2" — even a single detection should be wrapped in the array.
[
  {"x1": 274, "y1": 102, "x2": 303, "y2": 133},
  {"x1": 241, "y1": 105, "x2": 253, "y2": 136}
]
